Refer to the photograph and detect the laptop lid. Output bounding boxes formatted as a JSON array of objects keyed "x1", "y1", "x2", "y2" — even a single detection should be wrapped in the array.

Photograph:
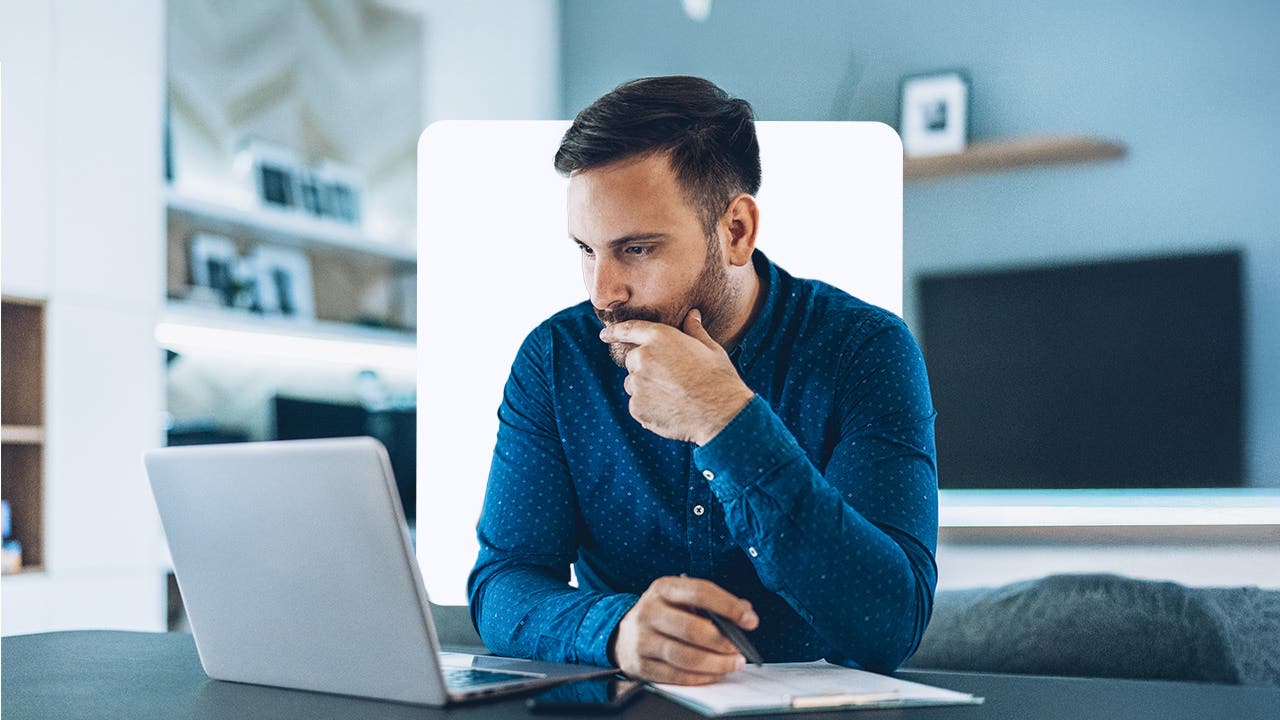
[{"x1": 145, "y1": 437, "x2": 611, "y2": 706}]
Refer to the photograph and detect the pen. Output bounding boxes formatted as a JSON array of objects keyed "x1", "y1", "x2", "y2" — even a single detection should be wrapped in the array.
[{"x1": 699, "y1": 609, "x2": 764, "y2": 667}]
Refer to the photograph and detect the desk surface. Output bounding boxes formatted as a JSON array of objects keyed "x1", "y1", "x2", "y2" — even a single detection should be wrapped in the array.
[{"x1": 3, "y1": 631, "x2": 1277, "y2": 720}]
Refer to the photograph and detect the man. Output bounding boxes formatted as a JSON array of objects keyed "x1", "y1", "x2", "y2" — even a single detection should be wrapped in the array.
[{"x1": 468, "y1": 76, "x2": 938, "y2": 686}]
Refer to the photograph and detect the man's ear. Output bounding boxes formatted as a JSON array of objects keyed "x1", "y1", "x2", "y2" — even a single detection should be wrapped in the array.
[{"x1": 721, "y1": 193, "x2": 759, "y2": 266}]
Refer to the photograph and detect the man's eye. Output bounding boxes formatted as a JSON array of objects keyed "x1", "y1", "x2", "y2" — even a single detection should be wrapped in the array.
[
  {"x1": 577, "y1": 244, "x2": 594, "y2": 256},
  {"x1": 625, "y1": 246, "x2": 653, "y2": 256}
]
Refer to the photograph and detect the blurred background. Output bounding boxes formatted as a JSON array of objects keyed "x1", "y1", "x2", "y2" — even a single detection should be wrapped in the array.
[{"x1": 1, "y1": 0, "x2": 1277, "y2": 636}]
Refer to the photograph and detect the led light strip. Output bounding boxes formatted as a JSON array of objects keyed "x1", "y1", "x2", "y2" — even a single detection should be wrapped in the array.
[{"x1": 155, "y1": 321, "x2": 416, "y2": 371}]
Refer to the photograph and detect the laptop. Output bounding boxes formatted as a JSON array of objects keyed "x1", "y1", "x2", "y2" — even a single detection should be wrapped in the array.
[{"x1": 145, "y1": 436, "x2": 614, "y2": 706}]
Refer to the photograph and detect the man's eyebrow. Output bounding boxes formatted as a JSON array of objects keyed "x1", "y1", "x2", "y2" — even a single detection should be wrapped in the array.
[{"x1": 569, "y1": 232, "x2": 670, "y2": 248}]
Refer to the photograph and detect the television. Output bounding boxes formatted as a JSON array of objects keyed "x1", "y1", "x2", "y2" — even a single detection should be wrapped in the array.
[
  {"x1": 273, "y1": 396, "x2": 417, "y2": 520},
  {"x1": 918, "y1": 251, "x2": 1243, "y2": 489}
]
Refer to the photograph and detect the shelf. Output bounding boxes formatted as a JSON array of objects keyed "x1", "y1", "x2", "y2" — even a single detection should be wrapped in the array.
[
  {"x1": 904, "y1": 135, "x2": 1126, "y2": 180},
  {"x1": 165, "y1": 188, "x2": 416, "y2": 263},
  {"x1": 158, "y1": 302, "x2": 416, "y2": 371},
  {"x1": 939, "y1": 488, "x2": 1280, "y2": 529},
  {"x1": 1, "y1": 426, "x2": 45, "y2": 445}
]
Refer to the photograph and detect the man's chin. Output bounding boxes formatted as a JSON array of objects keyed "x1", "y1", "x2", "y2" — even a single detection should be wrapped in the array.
[{"x1": 608, "y1": 342, "x2": 636, "y2": 368}]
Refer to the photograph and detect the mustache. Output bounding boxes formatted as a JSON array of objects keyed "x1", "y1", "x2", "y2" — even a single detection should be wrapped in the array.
[{"x1": 594, "y1": 306, "x2": 667, "y2": 326}]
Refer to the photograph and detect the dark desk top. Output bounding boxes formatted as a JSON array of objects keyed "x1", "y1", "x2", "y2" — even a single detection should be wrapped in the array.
[{"x1": 3, "y1": 631, "x2": 1277, "y2": 720}]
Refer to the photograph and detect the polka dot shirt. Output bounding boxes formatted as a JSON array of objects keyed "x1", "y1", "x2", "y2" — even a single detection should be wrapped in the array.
[{"x1": 468, "y1": 251, "x2": 938, "y2": 673}]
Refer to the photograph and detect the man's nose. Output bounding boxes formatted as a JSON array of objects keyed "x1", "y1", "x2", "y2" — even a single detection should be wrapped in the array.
[{"x1": 588, "y1": 257, "x2": 629, "y2": 309}]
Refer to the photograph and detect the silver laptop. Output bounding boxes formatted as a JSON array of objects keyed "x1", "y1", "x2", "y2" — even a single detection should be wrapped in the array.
[{"x1": 145, "y1": 436, "x2": 614, "y2": 706}]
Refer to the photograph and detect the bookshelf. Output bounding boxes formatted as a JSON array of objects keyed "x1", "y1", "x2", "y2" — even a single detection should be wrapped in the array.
[{"x1": 2, "y1": 296, "x2": 46, "y2": 574}]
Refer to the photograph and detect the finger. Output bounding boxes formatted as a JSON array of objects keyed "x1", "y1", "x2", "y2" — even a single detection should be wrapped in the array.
[
  {"x1": 642, "y1": 635, "x2": 746, "y2": 676},
  {"x1": 600, "y1": 320, "x2": 666, "y2": 345},
  {"x1": 681, "y1": 309, "x2": 720, "y2": 351},
  {"x1": 648, "y1": 605, "x2": 740, "y2": 655},
  {"x1": 654, "y1": 576, "x2": 759, "y2": 630},
  {"x1": 628, "y1": 656, "x2": 727, "y2": 686}
]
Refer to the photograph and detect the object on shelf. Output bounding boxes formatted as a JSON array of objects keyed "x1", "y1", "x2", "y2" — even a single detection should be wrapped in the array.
[
  {"x1": 236, "y1": 137, "x2": 363, "y2": 227},
  {"x1": 2, "y1": 499, "x2": 11, "y2": 539},
  {"x1": 2, "y1": 539, "x2": 22, "y2": 574},
  {"x1": 251, "y1": 246, "x2": 316, "y2": 319},
  {"x1": 899, "y1": 70, "x2": 970, "y2": 158}
]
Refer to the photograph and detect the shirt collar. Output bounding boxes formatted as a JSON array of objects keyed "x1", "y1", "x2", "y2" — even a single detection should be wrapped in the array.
[{"x1": 730, "y1": 250, "x2": 785, "y2": 373}]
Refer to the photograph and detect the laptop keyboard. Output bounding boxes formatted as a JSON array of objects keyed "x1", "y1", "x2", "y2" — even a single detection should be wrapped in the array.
[{"x1": 444, "y1": 667, "x2": 537, "y2": 688}]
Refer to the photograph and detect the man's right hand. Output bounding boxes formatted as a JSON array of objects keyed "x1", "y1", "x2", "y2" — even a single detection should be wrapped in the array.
[{"x1": 610, "y1": 575, "x2": 759, "y2": 685}]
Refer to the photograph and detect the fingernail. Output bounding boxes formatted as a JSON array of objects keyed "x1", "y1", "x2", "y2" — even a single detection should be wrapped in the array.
[
  {"x1": 743, "y1": 609, "x2": 758, "y2": 627},
  {"x1": 736, "y1": 655, "x2": 747, "y2": 669}
]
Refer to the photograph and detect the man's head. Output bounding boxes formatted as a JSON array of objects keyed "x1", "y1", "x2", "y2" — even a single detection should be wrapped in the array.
[{"x1": 556, "y1": 76, "x2": 762, "y2": 365}]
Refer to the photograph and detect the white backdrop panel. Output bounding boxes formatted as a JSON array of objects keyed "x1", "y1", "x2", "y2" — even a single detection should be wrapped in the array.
[{"x1": 418, "y1": 121, "x2": 902, "y2": 604}]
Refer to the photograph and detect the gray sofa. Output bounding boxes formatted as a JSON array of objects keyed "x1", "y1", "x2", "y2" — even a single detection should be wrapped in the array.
[{"x1": 905, "y1": 573, "x2": 1280, "y2": 687}]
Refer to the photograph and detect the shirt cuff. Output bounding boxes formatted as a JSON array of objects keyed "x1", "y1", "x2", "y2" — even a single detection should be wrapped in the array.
[
  {"x1": 693, "y1": 395, "x2": 805, "y2": 498},
  {"x1": 574, "y1": 592, "x2": 639, "y2": 668}
]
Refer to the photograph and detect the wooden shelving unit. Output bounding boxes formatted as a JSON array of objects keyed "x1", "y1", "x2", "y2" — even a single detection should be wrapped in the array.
[
  {"x1": 2, "y1": 296, "x2": 47, "y2": 574},
  {"x1": 164, "y1": 188, "x2": 417, "y2": 342},
  {"x1": 904, "y1": 135, "x2": 1126, "y2": 180}
]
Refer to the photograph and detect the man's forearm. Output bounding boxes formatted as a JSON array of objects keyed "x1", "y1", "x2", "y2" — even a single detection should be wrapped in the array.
[
  {"x1": 468, "y1": 551, "x2": 638, "y2": 666},
  {"x1": 693, "y1": 396, "x2": 938, "y2": 672}
]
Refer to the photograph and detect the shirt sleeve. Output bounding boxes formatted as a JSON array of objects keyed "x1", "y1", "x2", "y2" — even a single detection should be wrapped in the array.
[
  {"x1": 467, "y1": 323, "x2": 638, "y2": 667},
  {"x1": 693, "y1": 315, "x2": 939, "y2": 673}
]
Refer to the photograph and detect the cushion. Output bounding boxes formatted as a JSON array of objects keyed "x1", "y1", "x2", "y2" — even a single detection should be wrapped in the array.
[{"x1": 905, "y1": 573, "x2": 1280, "y2": 687}]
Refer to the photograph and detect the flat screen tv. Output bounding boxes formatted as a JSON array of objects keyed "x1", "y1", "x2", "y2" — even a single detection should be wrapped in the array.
[
  {"x1": 918, "y1": 251, "x2": 1243, "y2": 489},
  {"x1": 273, "y1": 396, "x2": 417, "y2": 520}
]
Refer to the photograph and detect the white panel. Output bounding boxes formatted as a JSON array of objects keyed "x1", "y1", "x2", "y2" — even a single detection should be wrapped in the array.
[
  {"x1": 45, "y1": 299, "x2": 164, "y2": 575},
  {"x1": 49, "y1": 0, "x2": 163, "y2": 306},
  {"x1": 417, "y1": 121, "x2": 903, "y2": 604},
  {"x1": 0, "y1": 0, "x2": 54, "y2": 297}
]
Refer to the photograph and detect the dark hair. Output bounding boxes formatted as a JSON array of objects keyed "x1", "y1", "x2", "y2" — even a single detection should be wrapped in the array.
[{"x1": 554, "y1": 76, "x2": 761, "y2": 235}]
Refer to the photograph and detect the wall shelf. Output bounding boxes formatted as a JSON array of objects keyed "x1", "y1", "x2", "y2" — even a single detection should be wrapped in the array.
[
  {"x1": 166, "y1": 188, "x2": 416, "y2": 263},
  {"x1": 904, "y1": 135, "x2": 1126, "y2": 180},
  {"x1": 158, "y1": 301, "x2": 416, "y2": 371}
]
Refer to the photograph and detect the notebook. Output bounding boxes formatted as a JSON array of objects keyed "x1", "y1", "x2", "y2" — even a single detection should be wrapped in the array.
[
  {"x1": 651, "y1": 661, "x2": 982, "y2": 716},
  {"x1": 145, "y1": 436, "x2": 614, "y2": 706}
]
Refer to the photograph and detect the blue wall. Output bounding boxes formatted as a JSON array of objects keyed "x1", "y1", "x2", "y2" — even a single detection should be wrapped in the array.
[{"x1": 560, "y1": 0, "x2": 1280, "y2": 487}]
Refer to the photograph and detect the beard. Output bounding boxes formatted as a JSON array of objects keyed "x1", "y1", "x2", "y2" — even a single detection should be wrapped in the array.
[{"x1": 595, "y1": 238, "x2": 738, "y2": 367}]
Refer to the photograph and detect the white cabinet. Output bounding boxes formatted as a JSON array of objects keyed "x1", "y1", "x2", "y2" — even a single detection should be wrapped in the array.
[{"x1": 0, "y1": 0, "x2": 166, "y2": 635}]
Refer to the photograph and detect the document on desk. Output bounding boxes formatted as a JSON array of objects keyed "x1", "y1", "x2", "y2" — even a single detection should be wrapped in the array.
[{"x1": 651, "y1": 661, "x2": 983, "y2": 716}]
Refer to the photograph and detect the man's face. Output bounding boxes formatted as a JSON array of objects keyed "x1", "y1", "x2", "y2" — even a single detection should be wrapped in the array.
[{"x1": 567, "y1": 153, "x2": 737, "y2": 366}]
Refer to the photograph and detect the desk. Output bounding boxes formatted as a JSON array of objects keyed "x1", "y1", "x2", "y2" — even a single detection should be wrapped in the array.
[{"x1": 2, "y1": 631, "x2": 1276, "y2": 719}]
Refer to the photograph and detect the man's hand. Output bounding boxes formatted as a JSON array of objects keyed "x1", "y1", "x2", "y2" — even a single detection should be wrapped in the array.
[
  {"x1": 599, "y1": 309, "x2": 754, "y2": 445},
  {"x1": 611, "y1": 575, "x2": 759, "y2": 685}
]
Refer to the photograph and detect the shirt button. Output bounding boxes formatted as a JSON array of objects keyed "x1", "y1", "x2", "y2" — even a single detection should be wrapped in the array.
[
  {"x1": 748, "y1": 546, "x2": 758, "y2": 558},
  {"x1": 693, "y1": 504, "x2": 705, "y2": 516},
  {"x1": 702, "y1": 469, "x2": 715, "y2": 481}
]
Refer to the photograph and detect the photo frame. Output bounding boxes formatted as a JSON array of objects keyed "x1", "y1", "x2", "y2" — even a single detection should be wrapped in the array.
[
  {"x1": 251, "y1": 246, "x2": 316, "y2": 319},
  {"x1": 310, "y1": 159, "x2": 363, "y2": 225},
  {"x1": 899, "y1": 71, "x2": 970, "y2": 158},
  {"x1": 188, "y1": 232, "x2": 239, "y2": 301},
  {"x1": 237, "y1": 138, "x2": 305, "y2": 213}
]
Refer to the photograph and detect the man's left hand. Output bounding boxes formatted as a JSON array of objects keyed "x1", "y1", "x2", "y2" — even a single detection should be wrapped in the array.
[{"x1": 599, "y1": 309, "x2": 754, "y2": 445}]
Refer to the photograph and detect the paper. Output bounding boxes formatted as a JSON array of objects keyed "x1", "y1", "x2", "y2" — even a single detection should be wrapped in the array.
[{"x1": 651, "y1": 661, "x2": 982, "y2": 716}]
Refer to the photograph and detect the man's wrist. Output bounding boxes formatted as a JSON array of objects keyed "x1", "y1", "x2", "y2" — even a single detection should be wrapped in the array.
[{"x1": 696, "y1": 387, "x2": 755, "y2": 446}]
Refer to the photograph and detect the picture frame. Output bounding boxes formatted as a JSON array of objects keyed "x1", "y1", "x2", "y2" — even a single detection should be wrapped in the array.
[
  {"x1": 898, "y1": 71, "x2": 971, "y2": 158},
  {"x1": 310, "y1": 159, "x2": 364, "y2": 225},
  {"x1": 188, "y1": 232, "x2": 239, "y2": 304},
  {"x1": 237, "y1": 137, "x2": 305, "y2": 213},
  {"x1": 251, "y1": 245, "x2": 316, "y2": 319}
]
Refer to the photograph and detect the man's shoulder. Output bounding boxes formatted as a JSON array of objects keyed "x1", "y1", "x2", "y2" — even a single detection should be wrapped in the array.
[
  {"x1": 522, "y1": 300, "x2": 600, "y2": 347},
  {"x1": 788, "y1": 272, "x2": 906, "y2": 341}
]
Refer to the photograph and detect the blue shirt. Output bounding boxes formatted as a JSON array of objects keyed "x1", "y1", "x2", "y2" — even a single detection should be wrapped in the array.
[{"x1": 468, "y1": 251, "x2": 938, "y2": 673}]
